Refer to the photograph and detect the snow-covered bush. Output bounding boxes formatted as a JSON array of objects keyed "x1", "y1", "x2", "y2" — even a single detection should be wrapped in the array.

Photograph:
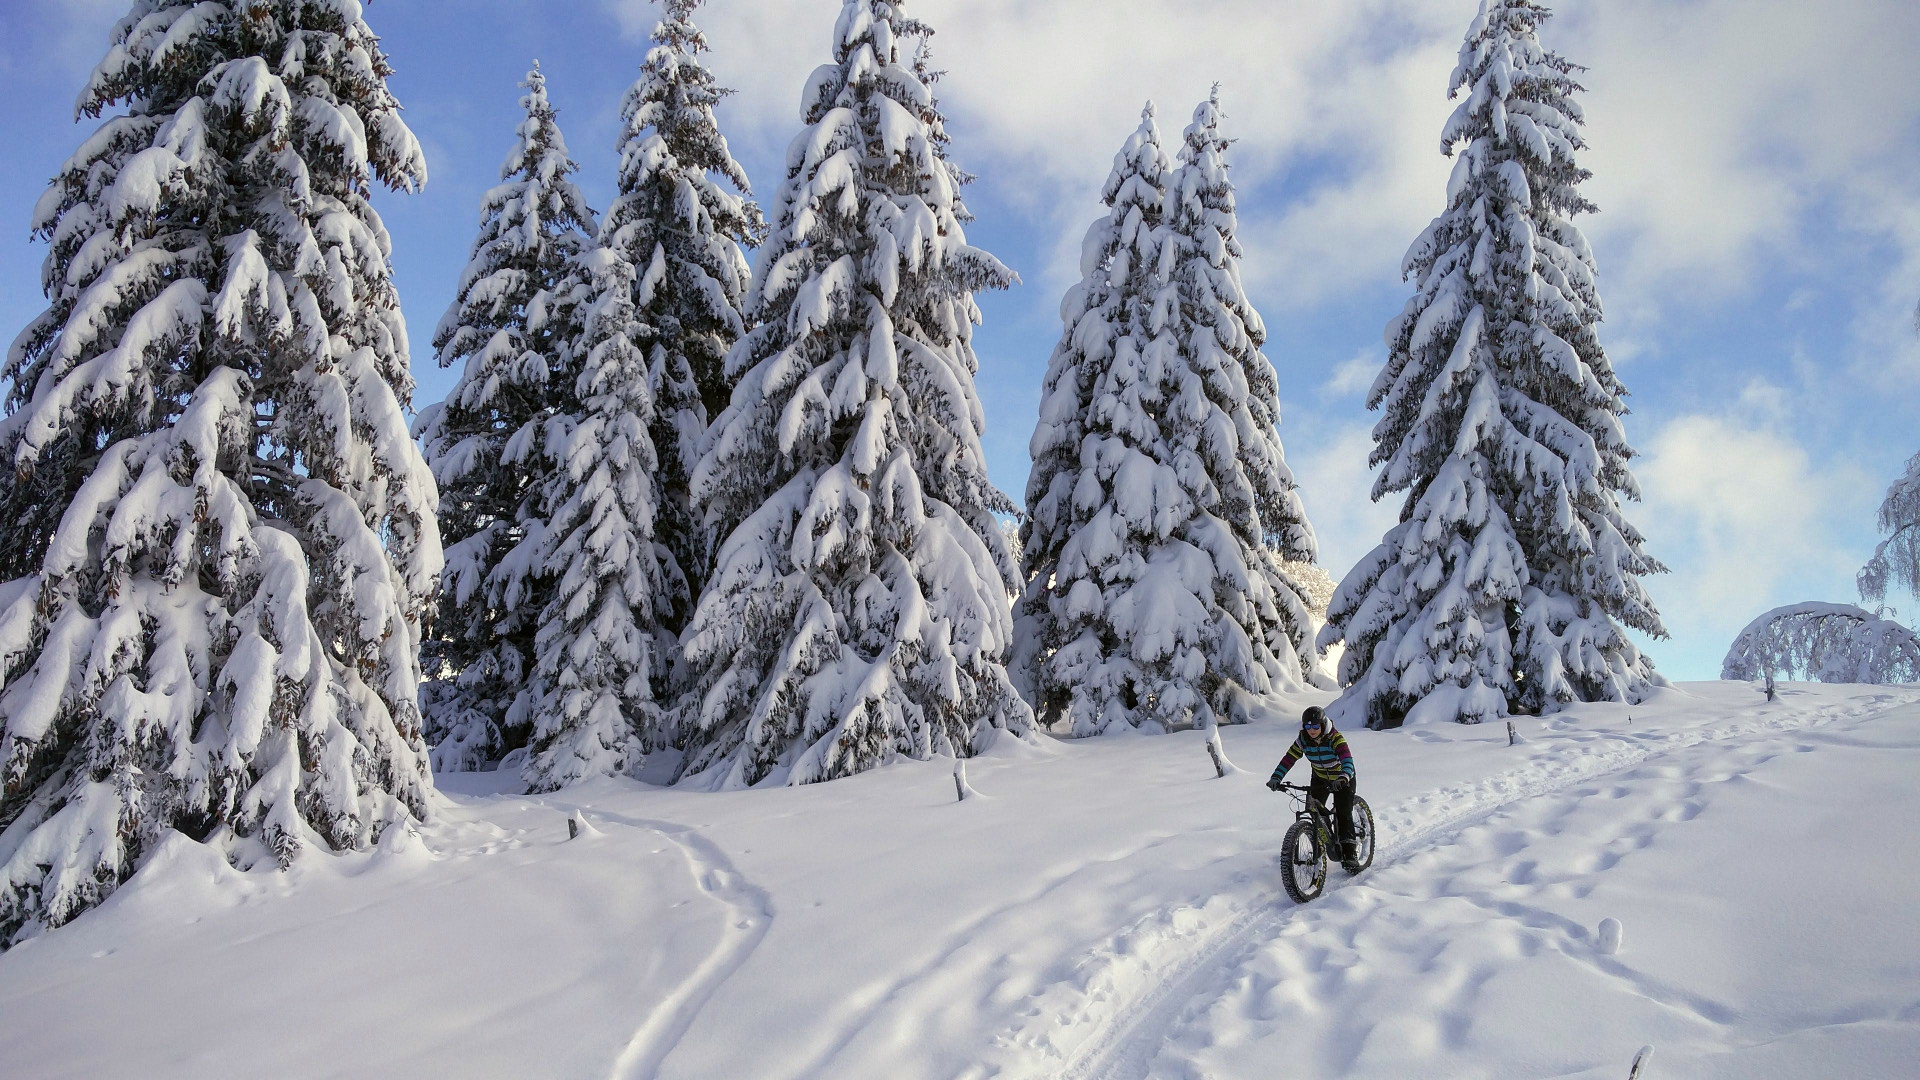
[
  {"x1": 1015, "y1": 98, "x2": 1323, "y2": 737},
  {"x1": 1859, "y1": 450, "x2": 1920, "y2": 612},
  {"x1": 417, "y1": 65, "x2": 596, "y2": 773},
  {"x1": 676, "y1": 0, "x2": 1033, "y2": 788},
  {"x1": 0, "y1": 0, "x2": 439, "y2": 943},
  {"x1": 605, "y1": 0, "x2": 765, "y2": 639},
  {"x1": 1318, "y1": 0, "x2": 1666, "y2": 729},
  {"x1": 1722, "y1": 602, "x2": 1920, "y2": 685}
]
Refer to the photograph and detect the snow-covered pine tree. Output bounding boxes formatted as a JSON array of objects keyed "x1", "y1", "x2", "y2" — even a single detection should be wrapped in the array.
[
  {"x1": 0, "y1": 0, "x2": 439, "y2": 943},
  {"x1": 1158, "y1": 90, "x2": 1326, "y2": 695},
  {"x1": 1318, "y1": 0, "x2": 1665, "y2": 729},
  {"x1": 1859, "y1": 450, "x2": 1920, "y2": 612},
  {"x1": 518, "y1": 236, "x2": 668, "y2": 793},
  {"x1": 1014, "y1": 96, "x2": 1323, "y2": 737},
  {"x1": 677, "y1": 0, "x2": 1032, "y2": 788},
  {"x1": 1016, "y1": 106, "x2": 1175, "y2": 734},
  {"x1": 417, "y1": 64, "x2": 596, "y2": 774},
  {"x1": 604, "y1": 0, "x2": 765, "y2": 640}
]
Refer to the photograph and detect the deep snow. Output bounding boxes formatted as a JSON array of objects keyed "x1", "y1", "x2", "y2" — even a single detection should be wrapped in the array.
[{"x1": 1, "y1": 681, "x2": 1916, "y2": 1079}]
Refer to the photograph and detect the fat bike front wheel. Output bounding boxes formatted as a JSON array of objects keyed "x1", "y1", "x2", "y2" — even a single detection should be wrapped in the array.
[{"x1": 1280, "y1": 818, "x2": 1327, "y2": 904}]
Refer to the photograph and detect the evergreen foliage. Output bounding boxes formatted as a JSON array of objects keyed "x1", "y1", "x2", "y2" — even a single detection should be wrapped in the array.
[
  {"x1": 520, "y1": 238, "x2": 667, "y2": 793},
  {"x1": 417, "y1": 65, "x2": 595, "y2": 773},
  {"x1": 604, "y1": 0, "x2": 765, "y2": 638},
  {"x1": 0, "y1": 0, "x2": 438, "y2": 943},
  {"x1": 677, "y1": 0, "x2": 1032, "y2": 788},
  {"x1": 1014, "y1": 97, "x2": 1323, "y2": 738},
  {"x1": 1160, "y1": 91, "x2": 1325, "y2": 692},
  {"x1": 1319, "y1": 0, "x2": 1666, "y2": 729}
]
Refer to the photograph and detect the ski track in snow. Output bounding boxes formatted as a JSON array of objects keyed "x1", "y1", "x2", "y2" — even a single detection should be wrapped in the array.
[
  {"x1": 590, "y1": 813, "x2": 775, "y2": 1080},
  {"x1": 1042, "y1": 692, "x2": 1909, "y2": 1080}
]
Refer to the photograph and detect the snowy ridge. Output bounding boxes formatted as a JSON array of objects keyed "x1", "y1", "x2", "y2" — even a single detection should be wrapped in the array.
[
  {"x1": 1, "y1": 684, "x2": 1917, "y2": 1078},
  {"x1": 1028, "y1": 687, "x2": 1910, "y2": 1080}
]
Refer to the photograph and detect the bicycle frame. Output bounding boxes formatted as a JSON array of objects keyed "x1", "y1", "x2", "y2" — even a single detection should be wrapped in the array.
[{"x1": 1277, "y1": 782, "x2": 1338, "y2": 841}]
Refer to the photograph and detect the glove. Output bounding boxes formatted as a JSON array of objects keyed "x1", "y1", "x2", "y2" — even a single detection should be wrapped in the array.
[
  {"x1": 1266, "y1": 778, "x2": 1283, "y2": 792},
  {"x1": 1334, "y1": 775, "x2": 1353, "y2": 791}
]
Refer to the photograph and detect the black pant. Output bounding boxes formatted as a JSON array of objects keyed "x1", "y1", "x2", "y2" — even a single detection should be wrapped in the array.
[{"x1": 1309, "y1": 775, "x2": 1356, "y2": 853}]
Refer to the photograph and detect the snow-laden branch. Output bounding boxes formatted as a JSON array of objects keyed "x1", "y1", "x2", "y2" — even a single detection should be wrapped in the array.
[{"x1": 1859, "y1": 450, "x2": 1920, "y2": 609}]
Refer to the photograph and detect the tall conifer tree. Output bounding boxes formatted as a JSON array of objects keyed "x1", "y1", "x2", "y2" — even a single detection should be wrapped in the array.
[
  {"x1": 418, "y1": 65, "x2": 595, "y2": 773},
  {"x1": 678, "y1": 0, "x2": 1032, "y2": 787},
  {"x1": 519, "y1": 236, "x2": 667, "y2": 793},
  {"x1": 1015, "y1": 96, "x2": 1323, "y2": 738},
  {"x1": 0, "y1": 0, "x2": 438, "y2": 942},
  {"x1": 1015, "y1": 106, "x2": 1175, "y2": 735},
  {"x1": 1320, "y1": 0, "x2": 1665, "y2": 728},
  {"x1": 604, "y1": 0, "x2": 765, "y2": 640},
  {"x1": 1159, "y1": 91, "x2": 1324, "y2": 693}
]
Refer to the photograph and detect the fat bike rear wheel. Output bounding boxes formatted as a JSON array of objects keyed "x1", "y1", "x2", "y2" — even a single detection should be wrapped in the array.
[
  {"x1": 1281, "y1": 818, "x2": 1327, "y2": 903},
  {"x1": 1344, "y1": 796, "x2": 1376, "y2": 874}
]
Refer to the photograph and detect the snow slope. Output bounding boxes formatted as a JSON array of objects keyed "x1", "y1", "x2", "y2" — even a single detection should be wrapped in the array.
[{"x1": 1, "y1": 682, "x2": 1915, "y2": 1079}]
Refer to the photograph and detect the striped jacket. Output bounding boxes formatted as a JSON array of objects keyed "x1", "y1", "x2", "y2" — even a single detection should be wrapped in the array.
[{"x1": 1270, "y1": 728, "x2": 1354, "y2": 785}]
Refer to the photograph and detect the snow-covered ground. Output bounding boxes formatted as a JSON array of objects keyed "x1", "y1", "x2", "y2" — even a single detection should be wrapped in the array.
[{"x1": 2, "y1": 682, "x2": 1916, "y2": 1079}]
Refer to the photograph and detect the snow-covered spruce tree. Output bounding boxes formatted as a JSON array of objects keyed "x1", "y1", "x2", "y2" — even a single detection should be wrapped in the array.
[
  {"x1": 518, "y1": 236, "x2": 669, "y2": 793},
  {"x1": 1016, "y1": 100, "x2": 1323, "y2": 737},
  {"x1": 677, "y1": 0, "x2": 1032, "y2": 788},
  {"x1": 0, "y1": 0, "x2": 439, "y2": 942},
  {"x1": 1158, "y1": 91, "x2": 1325, "y2": 692},
  {"x1": 1014, "y1": 105, "x2": 1175, "y2": 735},
  {"x1": 417, "y1": 64, "x2": 596, "y2": 773},
  {"x1": 1859, "y1": 450, "x2": 1920, "y2": 613},
  {"x1": 1723, "y1": 602, "x2": 1920, "y2": 685},
  {"x1": 1319, "y1": 0, "x2": 1665, "y2": 729},
  {"x1": 604, "y1": 0, "x2": 765, "y2": 639}
]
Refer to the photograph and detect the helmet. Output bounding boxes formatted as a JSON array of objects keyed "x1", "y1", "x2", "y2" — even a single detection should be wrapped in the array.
[{"x1": 1302, "y1": 706, "x2": 1328, "y2": 733}]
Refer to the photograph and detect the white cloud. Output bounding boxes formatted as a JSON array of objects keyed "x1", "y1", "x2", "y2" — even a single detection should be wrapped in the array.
[
  {"x1": 1286, "y1": 410, "x2": 1884, "y2": 678},
  {"x1": 1734, "y1": 378, "x2": 1790, "y2": 426},
  {"x1": 1285, "y1": 419, "x2": 1398, "y2": 584},
  {"x1": 1322, "y1": 349, "x2": 1381, "y2": 399},
  {"x1": 1563, "y1": 0, "x2": 1920, "y2": 326},
  {"x1": 1636, "y1": 413, "x2": 1880, "y2": 671}
]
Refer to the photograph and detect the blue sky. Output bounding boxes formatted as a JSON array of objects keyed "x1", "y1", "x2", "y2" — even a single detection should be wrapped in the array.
[{"x1": 2, "y1": 0, "x2": 1916, "y2": 681}]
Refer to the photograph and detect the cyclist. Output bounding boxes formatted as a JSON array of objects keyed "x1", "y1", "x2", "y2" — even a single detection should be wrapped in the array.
[{"x1": 1267, "y1": 706, "x2": 1359, "y2": 865}]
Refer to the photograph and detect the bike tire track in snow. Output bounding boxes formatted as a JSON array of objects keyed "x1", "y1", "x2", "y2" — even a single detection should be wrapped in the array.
[
  {"x1": 1051, "y1": 692, "x2": 1911, "y2": 1080},
  {"x1": 782, "y1": 827, "x2": 1239, "y2": 1080},
  {"x1": 594, "y1": 815, "x2": 775, "y2": 1080}
]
